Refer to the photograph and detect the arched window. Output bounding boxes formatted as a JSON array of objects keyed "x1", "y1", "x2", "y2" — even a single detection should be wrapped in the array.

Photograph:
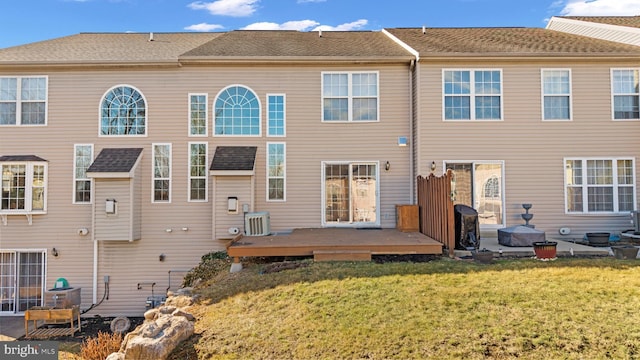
[
  {"x1": 100, "y1": 85, "x2": 147, "y2": 135},
  {"x1": 484, "y1": 175, "x2": 500, "y2": 199},
  {"x1": 214, "y1": 85, "x2": 260, "y2": 136}
]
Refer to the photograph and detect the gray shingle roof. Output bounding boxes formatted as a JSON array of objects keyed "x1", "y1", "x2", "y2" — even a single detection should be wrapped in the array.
[
  {"x1": 560, "y1": 16, "x2": 640, "y2": 29},
  {"x1": 0, "y1": 155, "x2": 47, "y2": 162},
  {"x1": 385, "y1": 27, "x2": 640, "y2": 57},
  {"x1": 87, "y1": 148, "x2": 143, "y2": 173},
  {"x1": 181, "y1": 30, "x2": 412, "y2": 59},
  {"x1": 210, "y1": 146, "x2": 257, "y2": 171},
  {"x1": 0, "y1": 32, "x2": 222, "y2": 64}
]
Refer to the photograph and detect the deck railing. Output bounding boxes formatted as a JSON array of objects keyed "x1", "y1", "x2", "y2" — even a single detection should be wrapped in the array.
[{"x1": 417, "y1": 170, "x2": 455, "y2": 256}]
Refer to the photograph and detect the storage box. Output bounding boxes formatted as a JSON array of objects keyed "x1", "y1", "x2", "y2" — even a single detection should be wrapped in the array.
[{"x1": 396, "y1": 205, "x2": 419, "y2": 232}]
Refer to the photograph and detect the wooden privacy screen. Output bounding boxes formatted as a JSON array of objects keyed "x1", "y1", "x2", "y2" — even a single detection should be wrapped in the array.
[{"x1": 417, "y1": 170, "x2": 455, "y2": 256}]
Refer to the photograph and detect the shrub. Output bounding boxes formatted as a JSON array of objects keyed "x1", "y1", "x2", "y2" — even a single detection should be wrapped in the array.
[{"x1": 80, "y1": 331, "x2": 123, "y2": 360}]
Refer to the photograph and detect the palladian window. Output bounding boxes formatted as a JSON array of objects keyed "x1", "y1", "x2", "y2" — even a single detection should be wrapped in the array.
[{"x1": 100, "y1": 85, "x2": 147, "y2": 136}]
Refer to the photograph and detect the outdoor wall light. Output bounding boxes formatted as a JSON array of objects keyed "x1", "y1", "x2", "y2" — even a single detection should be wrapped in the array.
[
  {"x1": 159, "y1": 254, "x2": 166, "y2": 262},
  {"x1": 430, "y1": 161, "x2": 437, "y2": 172},
  {"x1": 52, "y1": 248, "x2": 59, "y2": 257},
  {"x1": 385, "y1": 161, "x2": 391, "y2": 171}
]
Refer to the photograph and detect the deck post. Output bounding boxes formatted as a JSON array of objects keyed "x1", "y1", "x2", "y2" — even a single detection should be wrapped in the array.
[{"x1": 230, "y1": 257, "x2": 243, "y2": 273}]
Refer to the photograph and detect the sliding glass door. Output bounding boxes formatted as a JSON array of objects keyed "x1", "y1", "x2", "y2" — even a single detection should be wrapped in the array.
[{"x1": 323, "y1": 162, "x2": 378, "y2": 226}]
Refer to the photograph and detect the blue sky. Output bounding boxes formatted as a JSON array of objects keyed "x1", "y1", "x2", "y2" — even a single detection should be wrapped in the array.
[{"x1": 1, "y1": 0, "x2": 639, "y2": 49}]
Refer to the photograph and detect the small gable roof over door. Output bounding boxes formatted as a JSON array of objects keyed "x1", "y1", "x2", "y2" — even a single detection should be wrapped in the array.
[
  {"x1": 86, "y1": 148, "x2": 143, "y2": 178},
  {"x1": 210, "y1": 146, "x2": 257, "y2": 176}
]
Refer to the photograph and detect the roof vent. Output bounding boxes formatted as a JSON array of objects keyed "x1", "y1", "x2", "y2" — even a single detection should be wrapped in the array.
[
  {"x1": 422, "y1": 26, "x2": 426, "y2": 34},
  {"x1": 319, "y1": 29, "x2": 322, "y2": 38},
  {"x1": 149, "y1": 32, "x2": 154, "y2": 42}
]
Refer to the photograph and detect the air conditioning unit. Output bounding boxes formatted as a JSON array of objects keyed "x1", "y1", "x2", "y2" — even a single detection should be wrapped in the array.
[
  {"x1": 245, "y1": 211, "x2": 271, "y2": 236},
  {"x1": 632, "y1": 211, "x2": 640, "y2": 232}
]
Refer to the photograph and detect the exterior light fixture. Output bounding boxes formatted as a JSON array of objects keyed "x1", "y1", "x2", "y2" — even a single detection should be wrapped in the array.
[
  {"x1": 430, "y1": 161, "x2": 437, "y2": 172},
  {"x1": 385, "y1": 161, "x2": 391, "y2": 171}
]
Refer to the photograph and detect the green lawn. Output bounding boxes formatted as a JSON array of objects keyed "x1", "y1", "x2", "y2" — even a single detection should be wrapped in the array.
[{"x1": 169, "y1": 256, "x2": 640, "y2": 359}]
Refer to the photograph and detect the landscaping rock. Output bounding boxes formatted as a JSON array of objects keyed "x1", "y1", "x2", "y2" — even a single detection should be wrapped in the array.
[{"x1": 107, "y1": 294, "x2": 197, "y2": 360}]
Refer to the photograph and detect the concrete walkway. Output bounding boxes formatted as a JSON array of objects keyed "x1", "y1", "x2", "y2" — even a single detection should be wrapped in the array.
[
  {"x1": 0, "y1": 316, "x2": 25, "y2": 340},
  {"x1": 456, "y1": 236, "x2": 614, "y2": 258}
]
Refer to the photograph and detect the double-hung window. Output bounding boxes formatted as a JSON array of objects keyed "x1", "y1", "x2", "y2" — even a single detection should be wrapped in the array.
[
  {"x1": 0, "y1": 76, "x2": 47, "y2": 125},
  {"x1": 152, "y1": 144, "x2": 171, "y2": 203},
  {"x1": 267, "y1": 143, "x2": 286, "y2": 201},
  {"x1": 443, "y1": 70, "x2": 502, "y2": 120},
  {"x1": 189, "y1": 93, "x2": 208, "y2": 136},
  {"x1": 1, "y1": 161, "x2": 47, "y2": 213},
  {"x1": 565, "y1": 158, "x2": 635, "y2": 213},
  {"x1": 322, "y1": 72, "x2": 378, "y2": 122},
  {"x1": 189, "y1": 142, "x2": 208, "y2": 202},
  {"x1": 73, "y1": 144, "x2": 93, "y2": 204},
  {"x1": 612, "y1": 69, "x2": 639, "y2": 120},
  {"x1": 542, "y1": 69, "x2": 571, "y2": 120}
]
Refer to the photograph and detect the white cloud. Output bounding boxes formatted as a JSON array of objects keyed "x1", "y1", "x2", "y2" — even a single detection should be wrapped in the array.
[
  {"x1": 560, "y1": 0, "x2": 640, "y2": 16},
  {"x1": 241, "y1": 19, "x2": 368, "y2": 31},
  {"x1": 184, "y1": 23, "x2": 225, "y2": 31},
  {"x1": 242, "y1": 20, "x2": 320, "y2": 31},
  {"x1": 188, "y1": 0, "x2": 259, "y2": 17},
  {"x1": 313, "y1": 19, "x2": 368, "y2": 31}
]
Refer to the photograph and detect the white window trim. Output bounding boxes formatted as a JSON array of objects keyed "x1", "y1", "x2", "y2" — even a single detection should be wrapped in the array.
[
  {"x1": 266, "y1": 142, "x2": 286, "y2": 202},
  {"x1": 212, "y1": 84, "x2": 262, "y2": 137},
  {"x1": 0, "y1": 75, "x2": 48, "y2": 126},
  {"x1": 188, "y1": 142, "x2": 208, "y2": 203},
  {"x1": 563, "y1": 157, "x2": 637, "y2": 214},
  {"x1": 266, "y1": 93, "x2": 286, "y2": 137},
  {"x1": 541, "y1": 68, "x2": 573, "y2": 121},
  {"x1": 611, "y1": 68, "x2": 640, "y2": 121},
  {"x1": 0, "y1": 161, "x2": 48, "y2": 215},
  {"x1": 321, "y1": 71, "x2": 380, "y2": 123},
  {"x1": 188, "y1": 93, "x2": 208, "y2": 137},
  {"x1": 98, "y1": 84, "x2": 148, "y2": 137},
  {"x1": 152, "y1": 143, "x2": 172, "y2": 203},
  {"x1": 73, "y1": 144, "x2": 93, "y2": 204},
  {"x1": 441, "y1": 69, "x2": 503, "y2": 121}
]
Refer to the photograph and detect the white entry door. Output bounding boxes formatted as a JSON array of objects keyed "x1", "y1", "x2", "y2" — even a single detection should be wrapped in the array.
[{"x1": 323, "y1": 162, "x2": 379, "y2": 226}]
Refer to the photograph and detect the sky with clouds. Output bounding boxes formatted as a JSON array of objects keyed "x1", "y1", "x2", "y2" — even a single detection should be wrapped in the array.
[{"x1": 1, "y1": 0, "x2": 639, "y2": 48}]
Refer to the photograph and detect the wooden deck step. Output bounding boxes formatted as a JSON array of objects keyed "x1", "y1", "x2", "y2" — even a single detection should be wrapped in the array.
[{"x1": 313, "y1": 250, "x2": 372, "y2": 262}]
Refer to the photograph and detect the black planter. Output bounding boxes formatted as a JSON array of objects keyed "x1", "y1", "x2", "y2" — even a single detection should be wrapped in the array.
[
  {"x1": 586, "y1": 232, "x2": 610, "y2": 247},
  {"x1": 612, "y1": 246, "x2": 639, "y2": 260},
  {"x1": 472, "y1": 250, "x2": 493, "y2": 264}
]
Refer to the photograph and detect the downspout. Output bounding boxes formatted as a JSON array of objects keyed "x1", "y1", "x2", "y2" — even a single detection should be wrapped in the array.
[
  {"x1": 92, "y1": 187, "x2": 97, "y2": 304},
  {"x1": 409, "y1": 58, "x2": 416, "y2": 204}
]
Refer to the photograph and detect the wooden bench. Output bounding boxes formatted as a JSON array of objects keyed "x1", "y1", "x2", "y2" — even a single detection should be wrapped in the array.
[{"x1": 24, "y1": 305, "x2": 81, "y2": 338}]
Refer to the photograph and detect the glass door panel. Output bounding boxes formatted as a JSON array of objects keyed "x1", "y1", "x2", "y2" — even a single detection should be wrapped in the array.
[{"x1": 0, "y1": 252, "x2": 16, "y2": 313}]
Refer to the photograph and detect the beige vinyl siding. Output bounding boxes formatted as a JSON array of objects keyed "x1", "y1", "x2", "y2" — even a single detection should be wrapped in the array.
[
  {"x1": 0, "y1": 62, "x2": 411, "y2": 315},
  {"x1": 417, "y1": 59, "x2": 640, "y2": 237},
  {"x1": 94, "y1": 179, "x2": 132, "y2": 241},
  {"x1": 213, "y1": 176, "x2": 252, "y2": 239}
]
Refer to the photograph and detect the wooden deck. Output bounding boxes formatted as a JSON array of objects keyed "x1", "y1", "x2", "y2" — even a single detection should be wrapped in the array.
[{"x1": 226, "y1": 228, "x2": 443, "y2": 263}]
